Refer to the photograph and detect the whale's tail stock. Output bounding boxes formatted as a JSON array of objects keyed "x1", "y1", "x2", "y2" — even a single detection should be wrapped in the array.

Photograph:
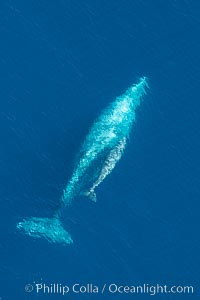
[{"x1": 16, "y1": 216, "x2": 73, "y2": 245}]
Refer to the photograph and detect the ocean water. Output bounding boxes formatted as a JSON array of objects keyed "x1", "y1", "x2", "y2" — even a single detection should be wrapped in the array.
[{"x1": 0, "y1": 0, "x2": 200, "y2": 299}]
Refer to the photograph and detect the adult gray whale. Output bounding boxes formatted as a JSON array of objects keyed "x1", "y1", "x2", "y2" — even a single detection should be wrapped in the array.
[{"x1": 17, "y1": 77, "x2": 148, "y2": 245}]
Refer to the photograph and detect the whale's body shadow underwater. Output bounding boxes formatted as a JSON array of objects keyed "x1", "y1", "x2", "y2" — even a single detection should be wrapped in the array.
[{"x1": 17, "y1": 77, "x2": 149, "y2": 245}]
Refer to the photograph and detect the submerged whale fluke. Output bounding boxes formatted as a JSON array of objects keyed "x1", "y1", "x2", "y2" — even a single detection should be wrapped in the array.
[
  {"x1": 16, "y1": 77, "x2": 148, "y2": 244},
  {"x1": 17, "y1": 216, "x2": 73, "y2": 244}
]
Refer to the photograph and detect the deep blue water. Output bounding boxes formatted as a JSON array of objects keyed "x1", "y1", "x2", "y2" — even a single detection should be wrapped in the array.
[{"x1": 0, "y1": 0, "x2": 200, "y2": 299}]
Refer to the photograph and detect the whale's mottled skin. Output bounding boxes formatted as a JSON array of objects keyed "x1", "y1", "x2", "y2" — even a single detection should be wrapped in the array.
[
  {"x1": 62, "y1": 77, "x2": 148, "y2": 205},
  {"x1": 17, "y1": 77, "x2": 148, "y2": 245}
]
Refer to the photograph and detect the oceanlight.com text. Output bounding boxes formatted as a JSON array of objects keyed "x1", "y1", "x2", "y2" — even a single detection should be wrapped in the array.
[{"x1": 25, "y1": 282, "x2": 194, "y2": 296}]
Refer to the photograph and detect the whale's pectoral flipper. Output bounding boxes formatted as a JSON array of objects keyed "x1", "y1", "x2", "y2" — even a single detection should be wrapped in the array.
[
  {"x1": 17, "y1": 217, "x2": 73, "y2": 245},
  {"x1": 82, "y1": 190, "x2": 97, "y2": 202}
]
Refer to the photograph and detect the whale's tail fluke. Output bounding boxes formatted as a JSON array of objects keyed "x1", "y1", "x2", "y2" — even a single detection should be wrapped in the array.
[{"x1": 17, "y1": 216, "x2": 73, "y2": 245}]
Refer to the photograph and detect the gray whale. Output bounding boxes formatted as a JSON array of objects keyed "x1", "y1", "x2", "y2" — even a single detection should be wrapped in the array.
[{"x1": 17, "y1": 77, "x2": 148, "y2": 245}]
